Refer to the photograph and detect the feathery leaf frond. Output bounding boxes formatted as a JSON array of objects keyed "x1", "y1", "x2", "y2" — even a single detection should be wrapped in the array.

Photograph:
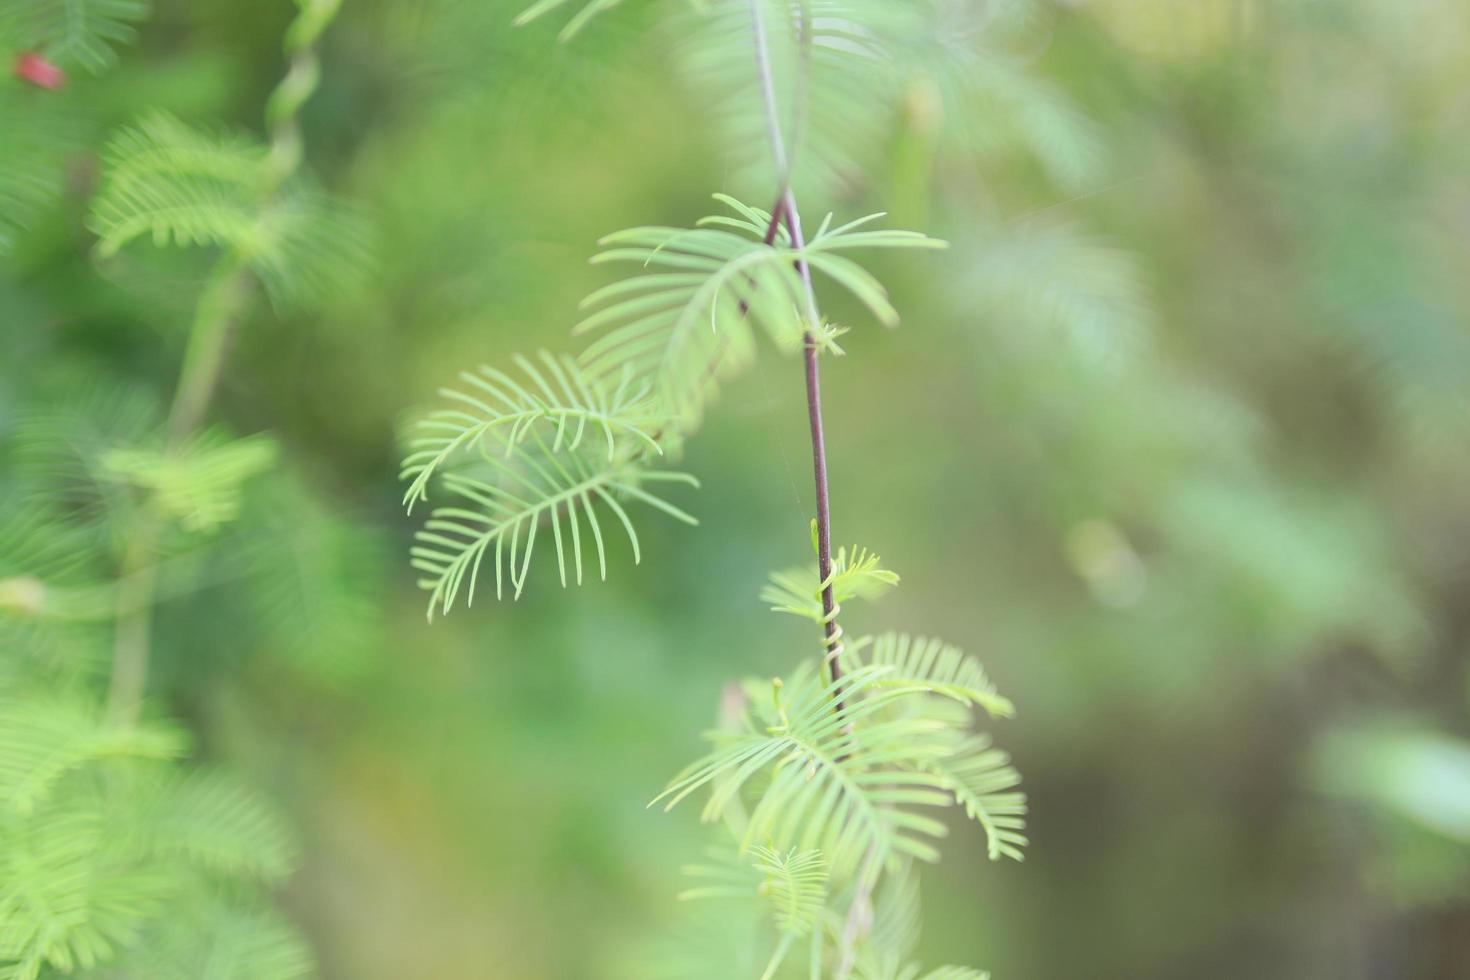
[
  {"x1": 89, "y1": 111, "x2": 370, "y2": 309},
  {"x1": 401, "y1": 350, "x2": 664, "y2": 514},
  {"x1": 577, "y1": 195, "x2": 943, "y2": 424},
  {"x1": 675, "y1": 0, "x2": 893, "y2": 195},
  {"x1": 0, "y1": 804, "x2": 173, "y2": 980},
  {"x1": 410, "y1": 440, "x2": 697, "y2": 617},
  {"x1": 671, "y1": 0, "x2": 1098, "y2": 201},
  {"x1": 250, "y1": 183, "x2": 376, "y2": 311},
  {"x1": 762, "y1": 543, "x2": 899, "y2": 623},
  {"x1": 102, "y1": 433, "x2": 278, "y2": 533},
  {"x1": 751, "y1": 845, "x2": 829, "y2": 938},
  {"x1": 0, "y1": 697, "x2": 186, "y2": 815},
  {"x1": 852, "y1": 632, "x2": 1014, "y2": 719},
  {"x1": 89, "y1": 111, "x2": 267, "y2": 256},
  {"x1": 654, "y1": 665, "x2": 956, "y2": 883},
  {"x1": 576, "y1": 199, "x2": 807, "y2": 426},
  {"x1": 132, "y1": 769, "x2": 297, "y2": 881},
  {"x1": 924, "y1": 734, "x2": 1027, "y2": 862},
  {"x1": 681, "y1": 844, "x2": 830, "y2": 939}
]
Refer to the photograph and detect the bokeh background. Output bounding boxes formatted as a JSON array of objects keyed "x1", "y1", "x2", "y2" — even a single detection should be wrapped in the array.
[{"x1": 5, "y1": 0, "x2": 1470, "y2": 977}]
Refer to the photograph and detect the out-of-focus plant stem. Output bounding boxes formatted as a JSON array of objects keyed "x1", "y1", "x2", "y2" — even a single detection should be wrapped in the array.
[{"x1": 105, "y1": 0, "x2": 341, "y2": 726}]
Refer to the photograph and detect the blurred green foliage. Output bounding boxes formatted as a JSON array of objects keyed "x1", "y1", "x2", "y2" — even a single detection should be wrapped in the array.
[{"x1": 4, "y1": 0, "x2": 1470, "y2": 977}]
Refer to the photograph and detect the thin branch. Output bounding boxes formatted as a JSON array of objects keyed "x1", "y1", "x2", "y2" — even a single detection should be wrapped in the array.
[
  {"x1": 746, "y1": 0, "x2": 848, "y2": 695},
  {"x1": 168, "y1": 255, "x2": 252, "y2": 442},
  {"x1": 748, "y1": 3, "x2": 870, "y2": 972},
  {"x1": 108, "y1": 254, "x2": 251, "y2": 727},
  {"x1": 104, "y1": 0, "x2": 339, "y2": 726},
  {"x1": 783, "y1": 195, "x2": 845, "y2": 693}
]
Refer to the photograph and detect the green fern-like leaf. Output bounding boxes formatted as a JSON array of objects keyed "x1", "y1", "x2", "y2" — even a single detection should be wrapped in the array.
[
  {"x1": 654, "y1": 665, "x2": 956, "y2": 883},
  {"x1": 680, "y1": 844, "x2": 832, "y2": 980},
  {"x1": 681, "y1": 844, "x2": 830, "y2": 938},
  {"x1": 102, "y1": 432, "x2": 278, "y2": 533},
  {"x1": 751, "y1": 845, "x2": 828, "y2": 938},
  {"x1": 401, "y1": 350, "x2": 664, "y2": 514},
  {"x1": 924, "y1": 733, "x2": 1027, "y2": 862},
  {"x1": 410, "y1": 440, "x2": 698, "y2": 617},
  {"x1": 671, "y1": 0, "x2": 1097, "y2": 200},
  {"x1": 674, "y1": 0, "x2": 893, "y2": 195},
  {"x1": 0, "y1": 803, "x2": 175, "y2": 980},
  {"x1": 575, "y1": 197, "x2": 807, "y2": 426},
  {"x1": 132, "y1": 769, "x2": 297, "y2": 881},
  {"x1": 89, "y1": 111, "x2": 267, "y2": 256},
  {"x1": 577, "y1": 194, "x2": 944, "y2": 424},
  {"x1": 0, "y1": 697, "x2": 187, "y2": 815},
  {"x1": 88, "y1": 111, "x2": 370, "y2": 309},
  {"x1": 249, "y1": 183, "x2": 376, "y2": 311},
  {"x1": 853, "y1": 632, "x2": 1015, "y2": 719},
  {"x1": 761, "y1": 542, "x2": 899, "y2": 623}
]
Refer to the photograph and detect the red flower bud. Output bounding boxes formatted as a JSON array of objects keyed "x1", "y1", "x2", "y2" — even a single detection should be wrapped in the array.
[{"x1": 14, "y1": 52, "x2": 65, "y2": 91}]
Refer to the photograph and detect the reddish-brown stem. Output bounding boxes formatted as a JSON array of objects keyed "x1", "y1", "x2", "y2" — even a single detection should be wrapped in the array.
[
  {"x1": 746, "y1": 0, "x2": 848, "y2": 701},
  {"x1": 780, "y1": 193, "x2": 847, "y2": 702}
]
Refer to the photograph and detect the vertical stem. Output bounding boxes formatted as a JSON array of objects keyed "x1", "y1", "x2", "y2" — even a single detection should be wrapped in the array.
[
  {"x1": 168, "y1": 254, "x2": 252, "y2": 442},
  {"x1": 104, "y1": 0, "x2": 340, "y2": 726},
  {"x1": 805, "y1": 334, "x2": 844, "y2": 688},
  {"x1": 105, "y1": 529, "x2": 160, "y2": 724},
  {"x1": 783, "y1": 193, "x2": 846, "y2": 693},
  {"x1": 746, "y1": 0, "x2": 848, "y2": 694},
  {"x1": 747, "y1": 5, "x2": 869, "y2": 972},
  {"x1": 107, "y1": 256, "x2": 251, "y2": 727}
]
